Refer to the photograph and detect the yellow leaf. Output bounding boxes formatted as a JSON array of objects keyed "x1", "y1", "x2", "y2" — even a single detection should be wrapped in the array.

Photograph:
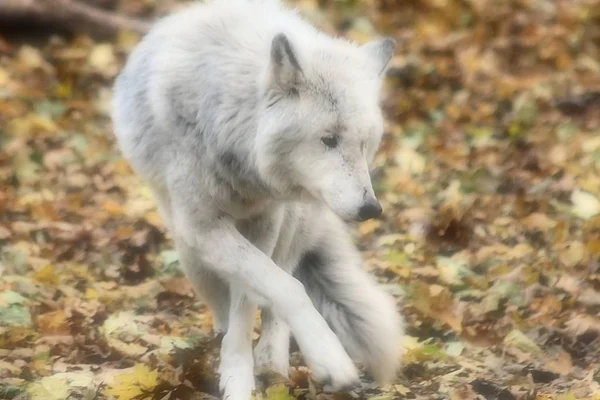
[
  {"x1": 28, "y1": 373, "x2": 93, "y2": 400},
  {"x1": 85, "y1": 288, "x2": 98, "y2": 300},
  {"x1": 556, "y1": 393, "x2": 577, "y2": 400},
  {"x1": 117, "y1": 30, "x2": 142, "y2": 53},
  {"x1": 113, "y1": 159, "x2": 133, "y2": 175},
  {"x1": 106, "y1": 364, "x2": 158, "y2": 400},
  {"x1": 144, "y1": 211, "x2": 164, "y2": 228},
  {"x1": 0, "y1": 67, "x2": 9, "y2": 86},
  {"x1": 33, "y1": 265, "x2": 60, "y2": 286},
  {"x1": 103, "y1": 200, "x2": 124, "y2": 215},
  {"x1": 55, "y1": 81, "x2": 73, "y2": 98},
  {"x1": 265, "y1": 383, "x2": 295, "y2": 400}
]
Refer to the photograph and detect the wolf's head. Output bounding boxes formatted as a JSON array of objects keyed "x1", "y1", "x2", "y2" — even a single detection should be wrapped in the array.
[{"x1": 255, "y1": 31, "x2": 395, "y2": 222}]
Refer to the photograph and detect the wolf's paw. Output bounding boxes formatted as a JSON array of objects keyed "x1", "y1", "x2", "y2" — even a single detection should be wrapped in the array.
[
  {"x1": 302, "y1": 334, "x2": 360, "y2": 392},
  {"x1": 219, "y1": 352, "x2": 255, "y2": 400}
]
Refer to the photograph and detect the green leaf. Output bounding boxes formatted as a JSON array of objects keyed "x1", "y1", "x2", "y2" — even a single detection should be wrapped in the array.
[
  {"x1": 0, "y1": 292, "x2": 32, "y2": 328},
  {"x1": 160, "y1": 250, "x2": 180, "y2": 267},
  {"x1": 0, "y1": 382, "x2": 26, "y2": 399},
  {"x1": 35, "y1": 100, "x2": 66, "y2": 119},
  {"x1": 0, "y1": 307, "x2": 32, "y2": 327},
  {"x1": 0, "y1": 291, "x2": 28, "y2": 305}
]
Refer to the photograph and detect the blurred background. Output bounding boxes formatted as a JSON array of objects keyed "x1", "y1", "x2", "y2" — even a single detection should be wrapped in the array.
[{"x1": 1, "y1": 0, "x2": 600, "y2": 399}]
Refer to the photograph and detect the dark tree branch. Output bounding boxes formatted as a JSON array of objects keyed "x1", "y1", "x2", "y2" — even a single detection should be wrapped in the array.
[{"x1": 0, "y1": 0, "x2": 151, "y2": 38}]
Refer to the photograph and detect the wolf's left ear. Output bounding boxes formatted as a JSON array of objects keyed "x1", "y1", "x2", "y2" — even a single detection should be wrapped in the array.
[
  {"x1": 269, "y1": 33, "x2": 303, "y2": 93},
  {"x1": 361, "y1": 37, "x2": 397, "y2": 77}
]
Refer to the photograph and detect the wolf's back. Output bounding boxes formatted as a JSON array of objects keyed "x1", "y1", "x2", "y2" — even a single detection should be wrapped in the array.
[{"x1": 111, "y1": 0, "x2": 320, "y2": 154}]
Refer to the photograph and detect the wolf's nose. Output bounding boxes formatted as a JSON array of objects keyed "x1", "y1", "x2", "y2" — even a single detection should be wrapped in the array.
[{"x1": 357, "y1": 201, "x2": 382, "y2": 221}]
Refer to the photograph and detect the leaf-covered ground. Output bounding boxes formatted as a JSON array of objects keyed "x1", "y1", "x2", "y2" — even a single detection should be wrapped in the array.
[{"x1": 1, "y1": 0, "x2": 600, "y2": 399}]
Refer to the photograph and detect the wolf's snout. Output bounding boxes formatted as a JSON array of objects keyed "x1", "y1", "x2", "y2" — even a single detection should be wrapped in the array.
[{"x1": 357, "y1": 200, "x2": 382, "y2": 221}]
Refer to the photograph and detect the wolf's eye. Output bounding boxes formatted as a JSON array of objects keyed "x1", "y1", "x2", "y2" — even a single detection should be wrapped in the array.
[{"x1": 321, "y1": 135, "x2": 339, "y2": 148}]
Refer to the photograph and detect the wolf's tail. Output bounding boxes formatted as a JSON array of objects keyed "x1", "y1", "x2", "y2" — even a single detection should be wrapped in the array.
[{"x1": 294, "y1": 252, "x2": 404, "y2": 385}]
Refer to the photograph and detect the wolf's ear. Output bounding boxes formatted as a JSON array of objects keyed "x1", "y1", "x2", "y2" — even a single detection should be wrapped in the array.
[
  {"x1": 269, "y1": 33, "x2": 303, "y2": 92},
  {"x1": 361, "y1": 37, "x2": 396, "y2": 76}
]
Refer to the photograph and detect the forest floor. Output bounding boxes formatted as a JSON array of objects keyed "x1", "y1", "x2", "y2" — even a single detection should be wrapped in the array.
[{"x1": 1, "y1": 0, "x2": 600, "y2": 399}]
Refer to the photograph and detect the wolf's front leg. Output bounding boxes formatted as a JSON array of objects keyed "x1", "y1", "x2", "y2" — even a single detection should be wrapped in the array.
[
  {"x1": 219, "y1": 284, "x2": 257, "y2": 400},
  {"x1": 174, "y1": 215, "x2": 360, "y2": 391},
  {"x1": 176, "y1": 237, "x2": 231, "y2": 334}
]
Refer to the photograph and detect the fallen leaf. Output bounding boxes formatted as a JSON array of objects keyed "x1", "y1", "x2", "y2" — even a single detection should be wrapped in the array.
[
  {"x1": 37, "y1": 310, "x2": 70, "y2": 335},
  {"x1": 265, "y1": 383, "x2": 295, "y2": 400},
  {"x1": 33, "y1": 265, "x2": 60, "y2": 286},
  {"x1": 571, "y1": 190, "x2": 600, "y2": 219},
  {"x1": 106, "y1": 364, "x2": 158, "y2": 400},
  {"x1": 445, "y1": 341, "x2": 465, "y2": 357},
  {"x1": 503, "y1": 329, "x2": 543, "y2": 356},
  {"x1": 559, "y1": 241, "x2": 588, "y2": 267}
]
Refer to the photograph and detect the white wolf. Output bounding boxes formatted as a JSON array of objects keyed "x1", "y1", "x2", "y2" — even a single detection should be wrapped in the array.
[{"x1": 111, "y1": 0, "x2": 404, "y2": 398}]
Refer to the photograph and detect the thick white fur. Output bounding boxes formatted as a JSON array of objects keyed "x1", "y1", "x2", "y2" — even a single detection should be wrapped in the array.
[{"x1": 111, "y1": 0, "x2": 403, "y2": 398}]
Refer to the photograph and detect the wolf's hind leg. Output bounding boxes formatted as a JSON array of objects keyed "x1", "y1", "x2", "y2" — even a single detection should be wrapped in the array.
[
  {"x1": 254, "y1": 308, "x2": 290, "y2": 377},
  {"x1": 175, "y1": 237, "x2": 231, "y2": 333},
  {"x1": 294, "y1": 224, "x2": 404, "y2": 386}
]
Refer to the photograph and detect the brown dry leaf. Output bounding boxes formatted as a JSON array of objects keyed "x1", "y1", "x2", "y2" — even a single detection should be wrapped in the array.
[
  {"x1": 0, "y1": 225, "x2": 11, "y2": 239},
  {"x1": 160, "y1": 278, "x2": 195, "y2": 298},
  {"x1": 16, "y1": 45, "x2": 53, "y2": 73},
  {"x1": 37, "y1": 310, "x2": 70, "y2": 336},
  {"x1": 559, "y1": 241, "x2": 588, "y2": 267},
  {"x1": 577, "y1": 288, "x2": 600, "y2": 307},
  {"x1": 450, "y1": 384, "x2": 479, "y2": 400},
  {"x1": 360, "y1": 219, "x2": 381, "y2": 236},
  {"x1": 103, "y1": 199, "x2": 125, "y2": 215},
  {"x1": 564, "y1": 315, "x2": 600, "y2": 336},
  {"x1": 521, "y1": 212, "x2": 556, "y2": 232},
  {"x1": 411, "y1": 282, "x2": 463, "y2": 333},
  {"x1": 544, "y1": 349, "x2": 574, "y2": 376}
]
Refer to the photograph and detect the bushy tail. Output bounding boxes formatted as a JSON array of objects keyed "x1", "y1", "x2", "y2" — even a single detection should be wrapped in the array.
[{"x1": 294, "y1": 255, "x2": 404, "y2": 385}]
